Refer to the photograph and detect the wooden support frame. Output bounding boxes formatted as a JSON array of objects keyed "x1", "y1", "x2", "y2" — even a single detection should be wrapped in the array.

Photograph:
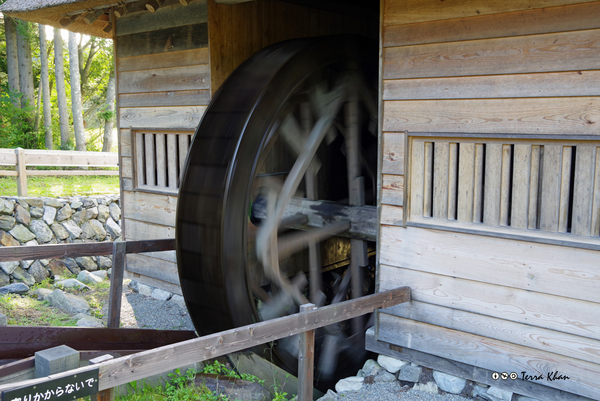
[
  {"x1": 0, "y1": 288, "x2": 410, "y2": 396},
  {"x1": 297, "y1": 303, "x2": 316, "y2": 401},
  {"x1": 107, "y1": 241, "x2": 127, "y2": 328}
]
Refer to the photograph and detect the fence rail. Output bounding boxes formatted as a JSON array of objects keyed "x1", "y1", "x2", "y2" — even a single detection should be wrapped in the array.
[
  {"x1": 0, "y1": 286, "x2": 410, "y2": 400},
  {"x1": 0, "y1": 148, "x2": 119, "y2": 196},
  {"x1": 0, "y1": 238, "x2": 411, "y2": 401}
]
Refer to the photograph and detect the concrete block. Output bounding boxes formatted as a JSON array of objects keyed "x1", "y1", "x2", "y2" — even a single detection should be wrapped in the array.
[{"x1": 35, "y1": 345, "x2": 80, "y2": 378}]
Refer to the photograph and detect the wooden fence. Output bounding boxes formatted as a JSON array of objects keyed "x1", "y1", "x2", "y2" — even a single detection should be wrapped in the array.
[
  {"x1": 0, "y1": 239, "x2": 411, "y2": 401},
  {"x1": 0, "y1": 238, "x2": 173, "y2": 328},
  {"x1": 0, "y1": 148, "x2": 119, "y2": 196}
]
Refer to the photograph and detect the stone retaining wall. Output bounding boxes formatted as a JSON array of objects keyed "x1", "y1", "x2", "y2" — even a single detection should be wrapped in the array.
[{"x1": 0, "y1": 195, "x2": 121, "y2": 287}]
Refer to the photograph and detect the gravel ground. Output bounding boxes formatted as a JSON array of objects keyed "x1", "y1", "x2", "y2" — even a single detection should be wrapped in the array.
[
  {"x1": 334, "y1": 383, "x2": 473, "y2": 401},
  {"x1": 101, "y1": 281, "x2": 195, "y2": 331}
]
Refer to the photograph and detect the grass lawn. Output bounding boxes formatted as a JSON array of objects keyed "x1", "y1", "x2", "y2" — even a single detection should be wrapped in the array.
[{"x1": 0, "y1": 175, "x2": 120, "y2": 197}]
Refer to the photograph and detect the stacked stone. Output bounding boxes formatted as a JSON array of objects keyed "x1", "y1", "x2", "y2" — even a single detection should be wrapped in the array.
[
  {"x1": 325, "y1": 355, "x2": 537, "y2": 401},
  {"x1": 0, "y1": 195, "x2": 121, "y2": 287}
]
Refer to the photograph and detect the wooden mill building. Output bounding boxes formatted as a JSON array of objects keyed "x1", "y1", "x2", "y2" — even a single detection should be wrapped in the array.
[{"x1": 2, "y1": 0, "x2": 599, "y2": 399}]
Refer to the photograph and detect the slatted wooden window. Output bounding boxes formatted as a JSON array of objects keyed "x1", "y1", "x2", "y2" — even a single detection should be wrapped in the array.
[
  {"x1": 133, "y1": 129, "x2": 194, "y2": 193},
  {"x1": 408, "y1": 136, "x2": 600, "y2": 238}
]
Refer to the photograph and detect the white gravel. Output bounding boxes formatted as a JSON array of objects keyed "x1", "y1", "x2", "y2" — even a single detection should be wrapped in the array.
[
  {"x1": 335, "y1": 383, "x2": 474, "y2": 401},
  {"x1": 101, "y1": 283, "x2": 195, "y2": 331}
]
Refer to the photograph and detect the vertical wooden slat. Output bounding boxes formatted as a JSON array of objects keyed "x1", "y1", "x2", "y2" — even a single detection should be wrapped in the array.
[
  {"x1": 135, "y1": 133, "x2": 145, "y2": 186},
  {"x1": 558, "y1": 146, "x2": 573, "y2": 233},
  {"x1": 144, "y1": 133, "x2": 156, "y2": 186},
  {"x1": 528, "y1": 145, "x2": 541, "y2": 230},
  {"x1": 179, "y1": 134, "x2": 189, "y2": 174},
  {"x1": 155, "y1": 133, "x2": 166, "y2": 188},
  {"x1": 484, "y1": 143, "x2": 502, "y2": 225},
  {"x1": 410, "y1": 139, "x2": 425, "y2": 218},
  {"x1": 167, "y1": 134, "x2": 178, "y2": 189},
  {"x1": 511, "y1": 144, "x2": 531, "y2": 229},
  {"x1": 571, "y1": 145, "x2": 596, "y2": 236},
  {"x1": 540, "y1": 145, "x2": 562, "y2": 232},
  {"x1": 473, "y1": 143, "x2": 484, "y2": 223},
  {"x1": 592, "y1": 147, "x2": 600, "y2": 236},
  {"x1": 447, "y1": 143, "x2": 458, "y2": 220},
  {"x1": 423, "y1": 142, "x2": 433, "y2": 217},
  {"x1": 457, "y1": 142, "x2": 474, "y2": 222},
  {"x1": 499, "y1": 144, "x2": 512, "y2": 226},
  {"x1": 144, "y1": 133, "x2": 156, "y2": 187},
  {"x1": 433, "y1": 141, "x2": 449, "y2": 219}
]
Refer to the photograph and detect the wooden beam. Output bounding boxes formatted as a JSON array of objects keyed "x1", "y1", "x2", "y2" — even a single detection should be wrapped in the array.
[
  {"x1": 83, "y1": 10, "x2": 104, "y2": 25},
  {"x1": 250, "y1": 198, "x2": 377, "y2": 241},
  {"x1": 0, "y1": 327, "x2": 196, "y2": 360},
  {"x1": 214, "y1": 0, "x2": 254, "y2": 4},
  {"x1": 366, "y1": 328, "x2": 591, "y2": 401},
  {"x1": 0, "y1": 239, "x2": 175, "y2": 262},
  {"x1": 146, "y1": 0, "x2": 163, "y2": 13},
  {"x1": 0, "y1": 287, "x2": 410, "y2": 393}
]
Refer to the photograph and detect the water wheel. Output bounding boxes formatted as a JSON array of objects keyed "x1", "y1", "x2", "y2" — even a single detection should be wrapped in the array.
[{"x1": 176, "y1": 35, "x2": 378, "y2": 388}]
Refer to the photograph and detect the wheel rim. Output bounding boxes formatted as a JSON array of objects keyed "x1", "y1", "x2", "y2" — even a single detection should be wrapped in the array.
[{"x1": 176, "y1": 35, "x2": 377, "y2": 388}]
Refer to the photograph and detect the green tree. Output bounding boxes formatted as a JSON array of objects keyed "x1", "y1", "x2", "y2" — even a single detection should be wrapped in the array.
[{"x1": 1, "y1": 11, "x2": 114, "y2": 151}]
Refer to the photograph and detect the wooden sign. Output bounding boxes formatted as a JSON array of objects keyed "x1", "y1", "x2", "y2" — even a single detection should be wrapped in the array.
[{"x1": 1, "y1": 369, "x2": 99, "y2": 401}]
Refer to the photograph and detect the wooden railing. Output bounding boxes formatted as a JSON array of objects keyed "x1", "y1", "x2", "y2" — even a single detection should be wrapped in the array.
[
  {"x1": 0, "y1": 238, "x2": 174, "y2": 328},
  {"x1": 0, "y1": 239, "x2": 411, "y2": 401},
  {"x1": 0, "y1": 148, "x2": 119, "y2": 196}
]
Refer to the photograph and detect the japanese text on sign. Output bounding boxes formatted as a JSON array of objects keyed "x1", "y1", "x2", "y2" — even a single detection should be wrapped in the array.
[{"x1": 2, "y1": 369, "x2": 99, "y2": 401}]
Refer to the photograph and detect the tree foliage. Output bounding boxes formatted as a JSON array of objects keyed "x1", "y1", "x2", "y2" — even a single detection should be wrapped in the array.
[{"x1": 0, "y1": 12, "x2": 115, "y2": 151}]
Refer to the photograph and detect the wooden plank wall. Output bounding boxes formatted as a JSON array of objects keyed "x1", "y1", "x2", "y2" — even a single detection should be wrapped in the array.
[
  {"x1": 207, "y1": 0, "x2": 376, "y2": 96},
  {"x1": 115, "y1": 0, "x2": 210, "y2": 292},
  {"x1": 376, "y1": 1, "x2": 600, "y2": 399},
  {"x1": 114, "y1": 0, "x2": 377, "y2": 291}
]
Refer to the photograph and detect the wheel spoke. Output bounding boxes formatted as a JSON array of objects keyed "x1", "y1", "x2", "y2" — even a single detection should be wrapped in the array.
[
  {"x1": 318, "y1": 333, "x2": 345, "y2": 380},
  {"x1": 256, "y1": 78, "x2": 348, "y2": 276},
  {"x1": 259, "y1": 274, "x2": 308, "y2": 320},
  {"x1": 277, "y1": 221, "x2": 350, "y2": 260},
  {"x1": 280, "y1": 114, "x2": 323, "y2": 172}
]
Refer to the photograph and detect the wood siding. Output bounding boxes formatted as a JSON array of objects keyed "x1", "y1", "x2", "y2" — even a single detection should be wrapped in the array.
[
  {"x1": 376, "y1": 1, "x2": 600, "y2": 400},
  {"x1": 115, "y1": 0, "x2": 377, "y2": 291},
  {"x1": 115, "y1": 0, "x2": 209, "y2": 289}
]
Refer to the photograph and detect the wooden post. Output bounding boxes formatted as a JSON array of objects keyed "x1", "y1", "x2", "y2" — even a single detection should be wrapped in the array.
[
  {"x1": 107, "y1": 241, "x2": 126, "y2": 328},
  {"x1": 15, "y1": 148, "x2": 27, "y2": 196},
  {"x1": 90, "y1": 355, "x2": 114, "y2": 401},
  {"x1": 298, "y1": 303, "x2": 316, "y2": 401}
]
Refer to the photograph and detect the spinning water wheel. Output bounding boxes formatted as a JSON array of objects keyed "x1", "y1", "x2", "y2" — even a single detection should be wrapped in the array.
[{"x1": 176, "y1": 35, "x2": 378, "y2": 388}]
